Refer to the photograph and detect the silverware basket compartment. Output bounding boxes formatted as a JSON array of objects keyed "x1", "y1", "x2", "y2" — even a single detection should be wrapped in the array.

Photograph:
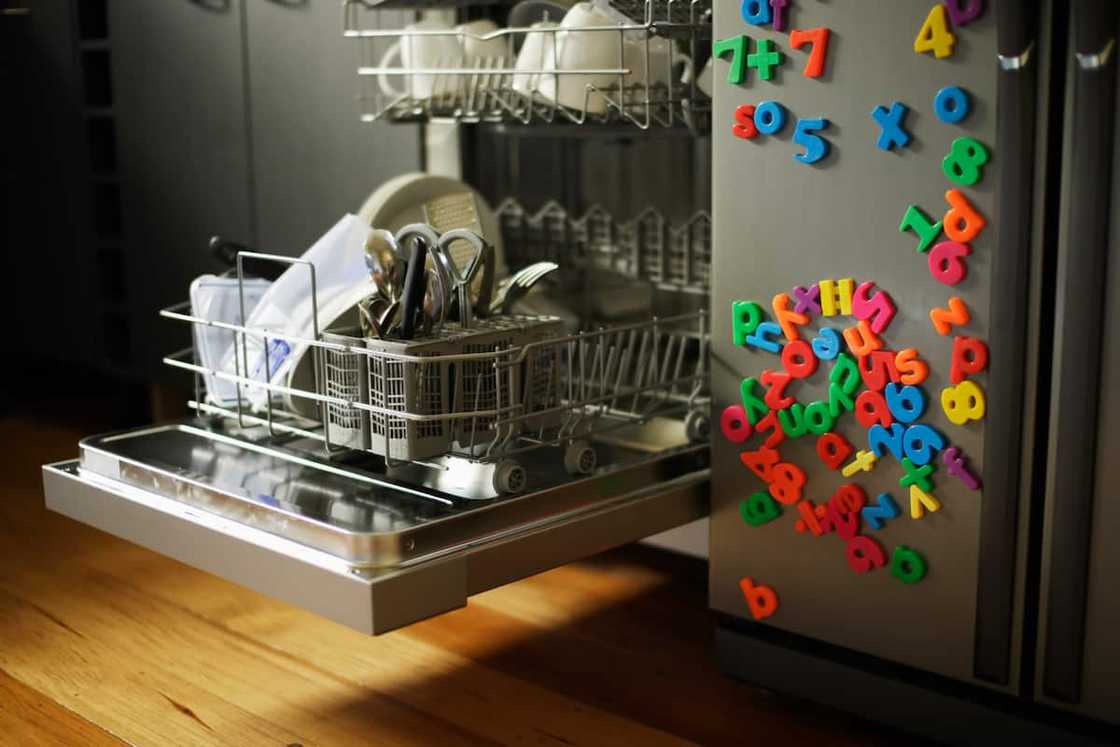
[{"x1": 343, "y1": 0, "x2": 712, "y2": 131}]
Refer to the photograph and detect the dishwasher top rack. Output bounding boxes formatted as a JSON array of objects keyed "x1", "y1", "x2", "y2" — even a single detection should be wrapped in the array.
[{"x1": 342, "y1": 0, "x2": 712, "y2": 132}]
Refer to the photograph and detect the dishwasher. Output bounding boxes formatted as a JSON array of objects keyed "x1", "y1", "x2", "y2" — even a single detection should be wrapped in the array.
[{"x1": 42, "y1": 0, "x2": 714, "y2": 636}]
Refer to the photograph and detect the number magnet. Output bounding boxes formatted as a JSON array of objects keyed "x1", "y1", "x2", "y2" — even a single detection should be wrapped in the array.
[
  {"x1": 721, "y1": 404, "x2": 753, "y2": 443},
  {"x1": 895, "y1": 348, "x2": 930, "y2": 386},
  {"x1": 942, "y1": 137, "x2": 990, "y2": 186},
  {"x1": 855, "y1": 390, "x2": 893, "y2": 429},
  {"x1": 841, "y1": 449, "x2": 879, "y2": 477},
  {"x1": 741, "y1": 491, "x2": 782, "y2": 526},
  {"x1": 944, "y1": 189, "x2": 987, "y2": 243},
  {"x1": 740, "y1": 577, "x2": 780, "y2": 620},
  {"x1": 740, "y1": 446, "x2": 779, "y2": 481},
  {"x1": 869, "y1": 423, "x2": 906, "y2": 460},
  {"x1": 941, "y1": 379, "x2": 986, "y2": 425},
  {"x1": 914, "y1": 4, "x2": 956, "y2": 59},
  {"x1": 789, "y1": 27, "x2": 831, "y2": 78},
  {"x1": 902, "y1": 423, "x2": 946, "y2": 466},
  {"x1": 769, "y1": 462, "x2": 807, "y2": 504},
  {"x1": 892, "y1": 545, "x2": 929, "y2": 584},
  {"x1": 934, "y1": 85, "x2": 971, "y2": 124},
  {"x1": 928, "y1": 241, "x2": 972, "y2": 285},
  {"x1": 930, "y1": 296, "x2": 970, "y2": 336},
  {"x1": 760, "y1": 369, "x2": 795, "y2": 410},
  {"x1": 861, "y1": 493, "x2": 901, "y2": 530},
  {"x1": 713, "y1": 35, "x2": 749, "y2": 84},
  {"x1": 900, "y1": 204, "x2": 943, "y2": 253},
  {"x1": 846, "y1": 535, "x2": 888, "y2": 574},
  {"x1": 909, "y1": 484, "x2": 942, "y2": 519},
  {"x1": 859, "y1": 350, "x2": 902, "y2": 392},
  {"x1": 811, "y1": 327, "x2": 842, "y2": 361},
  {"x1": 733, "y1": 104, "x2": 759, "y2": 140},
  {"x1": 793, "y1": 118, "x2": 831, "y2": 165},
  {"x1": 885, "y1": 383, "x2": 927, "y2": 424}
]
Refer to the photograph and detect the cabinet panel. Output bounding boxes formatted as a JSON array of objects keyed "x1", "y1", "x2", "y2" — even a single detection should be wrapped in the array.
[{"x1": 245, "y1": 0, "x2": 419, "y2": 257}]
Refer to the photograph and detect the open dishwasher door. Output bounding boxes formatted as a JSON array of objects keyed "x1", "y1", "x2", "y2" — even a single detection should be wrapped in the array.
[{"x1": 43, "y1": 420, "x2": 706, "y2": 635}]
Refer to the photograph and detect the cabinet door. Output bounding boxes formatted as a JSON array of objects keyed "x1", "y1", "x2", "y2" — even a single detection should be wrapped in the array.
[
  {"x1": 245, "y1": 0, "x2": 419, "y2": 257},
  {"x1": 109, "y1": 0, "x2": 253, "y2": 378}
]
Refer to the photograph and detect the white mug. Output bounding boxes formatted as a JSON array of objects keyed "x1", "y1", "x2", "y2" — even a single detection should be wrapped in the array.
[
  {"x1": 456, "y1": 19, "x2": 510, "y2": 96},
  {"x1": 512, "y1": 21, "x2": 560, "y2": 97},
  {"x1": 377, "y1": 19, "x2": 461, "y2": 100}
]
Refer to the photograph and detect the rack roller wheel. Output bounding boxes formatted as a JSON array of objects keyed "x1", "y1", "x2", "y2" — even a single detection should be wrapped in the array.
[
  {"x1": 684, "y1": 409, "x2": 711, "y2": 443},
  {"x1": 563, "y1": 440, "x2": 597, "y2": 476},
  {"x1": 493, "y1": 459, "x2": 527, "y2": 495}
]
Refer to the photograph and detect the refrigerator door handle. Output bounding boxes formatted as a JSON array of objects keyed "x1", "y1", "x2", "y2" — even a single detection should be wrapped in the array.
[
  {"x1": 972, "y1": 0, "x2": 1040, "y2": 686},
  {"x1": 1041, "y1": 0, "x2": 1119, "y2": 704}
]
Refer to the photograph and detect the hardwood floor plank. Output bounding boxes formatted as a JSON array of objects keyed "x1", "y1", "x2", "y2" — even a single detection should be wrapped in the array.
[{"x1": 0, "y1": 668, "x2": 126, "y2": 747}]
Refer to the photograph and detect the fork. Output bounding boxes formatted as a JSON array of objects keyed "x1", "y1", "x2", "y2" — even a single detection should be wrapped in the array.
[{"x1": 489, "y1": 262, "x2": 560, "y2": 316}]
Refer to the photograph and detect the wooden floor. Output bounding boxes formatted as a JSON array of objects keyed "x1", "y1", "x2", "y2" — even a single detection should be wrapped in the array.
[{"x1": 2, "y1": 414, "x2": 899, "y2": 746}]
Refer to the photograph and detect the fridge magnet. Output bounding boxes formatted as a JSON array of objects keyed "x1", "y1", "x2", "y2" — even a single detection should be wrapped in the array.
[
  {"x1": 827, "y1": 499, "x2": 861, "y2": 540},
  {"x1": 855, "y1": 390, "x2": 894, "y2": 429},
  {"x1": 740, "y1": 0, "x2": 772, "y2": 25},
  {"x1": 769, "y1": 462, "x2": 807, "y2": 504},
  {"x1": 740, "y1": 445, "x2": 780, "y2": 481},
  {"x1": 896, "y1": 348, "x2": 931, "y2": 385},
  {"x1": 872, "y1": 102, "x2": 912, "y2": 151},
  {"x1": 899, "y1": 457, "x2": 937, "y2": 493},
  {"x1": 739, "y1": 577, "x2": 780, "y2": 620},
  {"x1": 803, "y1": 400, "x2": 836, "y2": 435},
  {"x1": 810, "y1": 327, "x2": 843, "y2": 360},
  {"x1": 859, "y1": 350, "x2": 902, "y2": 391},
  {"x1": 933, "y1": 85, "x2": 971, "y2": 124},
  {"x1": 846, "y1": 535, "x2": 888, "y2": 574},
  {"x1": 732, "y1": 300, "x2": 764, "y2": 345},
  {"x1": 757, "y1": 409, "x2": 787, "y2": 447},
  {"x1": 869, "y1": 423, "x2": 906, "y2": 460},
  {"x1": 928, "y1": 240, "x2": 972, "y2": 285},
  {"x1": 817, "y1": 432, "x2": 854, "y2": 470},
  {"x1": 721, "y1": 404, "x2": 753, "y2": 443},
  {"x1": 842, "y1": 320, "x2": 884, "y2": 358},
  {"x1": 782, "y1": 339, "x2": 819, "y2": 378},
  {"x1": 789, "y1": 27, "x2": 831, "y2": 78},
  {"x1": 779, "y1": 404, "x2": 809, "y2": 438},
  {"x1": 795, "y1": 499, "x2": 829, "y2": 535},
  {"x1": 930, "y1": 296, "x2": 971, "y2": 336},
  {"x1": 903, "y1": 423, "x2": 947, "y2": 466},
  {"x1": 942, "y1": 446, "x2": 982, "y2": 489},
  {"x1": 746, "y1": 321, "x2": 785, "y2": 352},
  {"x1": 941, "y1": 379, "x2": 987, "y2": 425},
  {"x1": 828, "y1": 381, "x2": 856, "y2": 418},
  {"x1": 713, "y1": 36, "x2": 749, "y2": 84},
  {"x1": 792, "y1": 118, "x2": 831, "y2": 165},
  {"x1": 733, "y1": 104, "x2": 760, "y2": 140},
  {"x1": 899, "y1": 204, "x2": 944, "y2": 253},
  {"x1": 761, "y1": 369, "x2": 795, "y2": 409},
  {"x1": 831, "y1": 484, "x2": 868, "y2": 515},
  {"x1": 885, "y1": 383, "x2": 928, "y2": 424},
  {"x1": 942, "y1": 137, "x2": 990, "y2": 186},
  {"x1": 740, "y1": 377, "x2": 771, "y2": 424},
  {"x1": 891, "y1": 545, "x2": 929, "y2": 584},
  {"x1": 792, "y1": 284, "x2": 822, "y2": 316},
  {"x1": 819, "y1": 278, "x2": 855, "y2": 316},
  {"x1": 913, "y1": 4, "x2": 956, "y2": 59},
  {"x1": 754, "y1": 100, "x2": 788, "y2": 134},
  {"x1": 950, "y1": 336, "x2": 989, "y2": 383},
  {"x1": 862, "y1": 493, "x2": 902, "y2": 530},
  {"x1": 773, "y1": 292, "x2": 810, "y2": 340},
  {"x1": 841, "y1": 449, "x2": 879, "y2": 477},
  {"x1": 943, "y1": 0, "x2": 985, "y2": 27},
  {"x1": 852, "y1": 282, "x2": 898, "y2": 334},
  {"x1": 741, "y1": 491, "x2": 782, "y2": 526},
  {"x1": 830, "y1": 352, "x2": 862, "y2": 395},
  {"x1": 909, "y1": 484, "x2": 942, "y2": 519},
  {"x1": 769, "y1": 0, "x2": 790, "y2": 31},
  {"x1": 747, "y1": 39, "x2": 785, "y2": 81},
  {"x1": 943, "y1": 189, "x2": 987, "y2": 243}
]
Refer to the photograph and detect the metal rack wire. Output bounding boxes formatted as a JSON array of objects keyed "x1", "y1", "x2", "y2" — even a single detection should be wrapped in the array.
[{"x1": 342, "y1": 0, "x2": 712, "y2": 131}]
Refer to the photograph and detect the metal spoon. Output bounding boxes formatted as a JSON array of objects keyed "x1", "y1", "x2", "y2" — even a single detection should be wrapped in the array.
[{"x1": 364, "y1": 229, "x2": 406, "y2": 302}]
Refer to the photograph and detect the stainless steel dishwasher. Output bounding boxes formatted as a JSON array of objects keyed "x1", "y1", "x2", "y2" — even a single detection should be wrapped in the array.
[{"x1": 42, "y1": 0, "x2": 714, "y2": 636}]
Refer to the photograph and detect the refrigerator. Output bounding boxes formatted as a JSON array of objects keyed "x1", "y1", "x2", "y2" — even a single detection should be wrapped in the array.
[{"x1": 709, "y1": 0, "x2": 1120, "y2": 738}]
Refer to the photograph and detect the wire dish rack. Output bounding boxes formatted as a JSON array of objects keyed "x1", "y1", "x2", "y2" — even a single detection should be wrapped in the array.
[
  {"x1": 496, "y1": 199, "x2": 710, "y2": 294},
  {"x1": 342, "y1": 0, "x2": 712, "y2": 131},
  {"x1": 161, "y1": 238, "x2": 710, "y2": 494}
]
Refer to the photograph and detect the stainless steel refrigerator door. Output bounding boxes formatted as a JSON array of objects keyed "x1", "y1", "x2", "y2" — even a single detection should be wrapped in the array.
[
  {"x1": 710, "y1": 0, "x2": 1042, "y2": 686},
  {"x1": 1037, "y1": 0, "x2": 1120, "y2": 724}
]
